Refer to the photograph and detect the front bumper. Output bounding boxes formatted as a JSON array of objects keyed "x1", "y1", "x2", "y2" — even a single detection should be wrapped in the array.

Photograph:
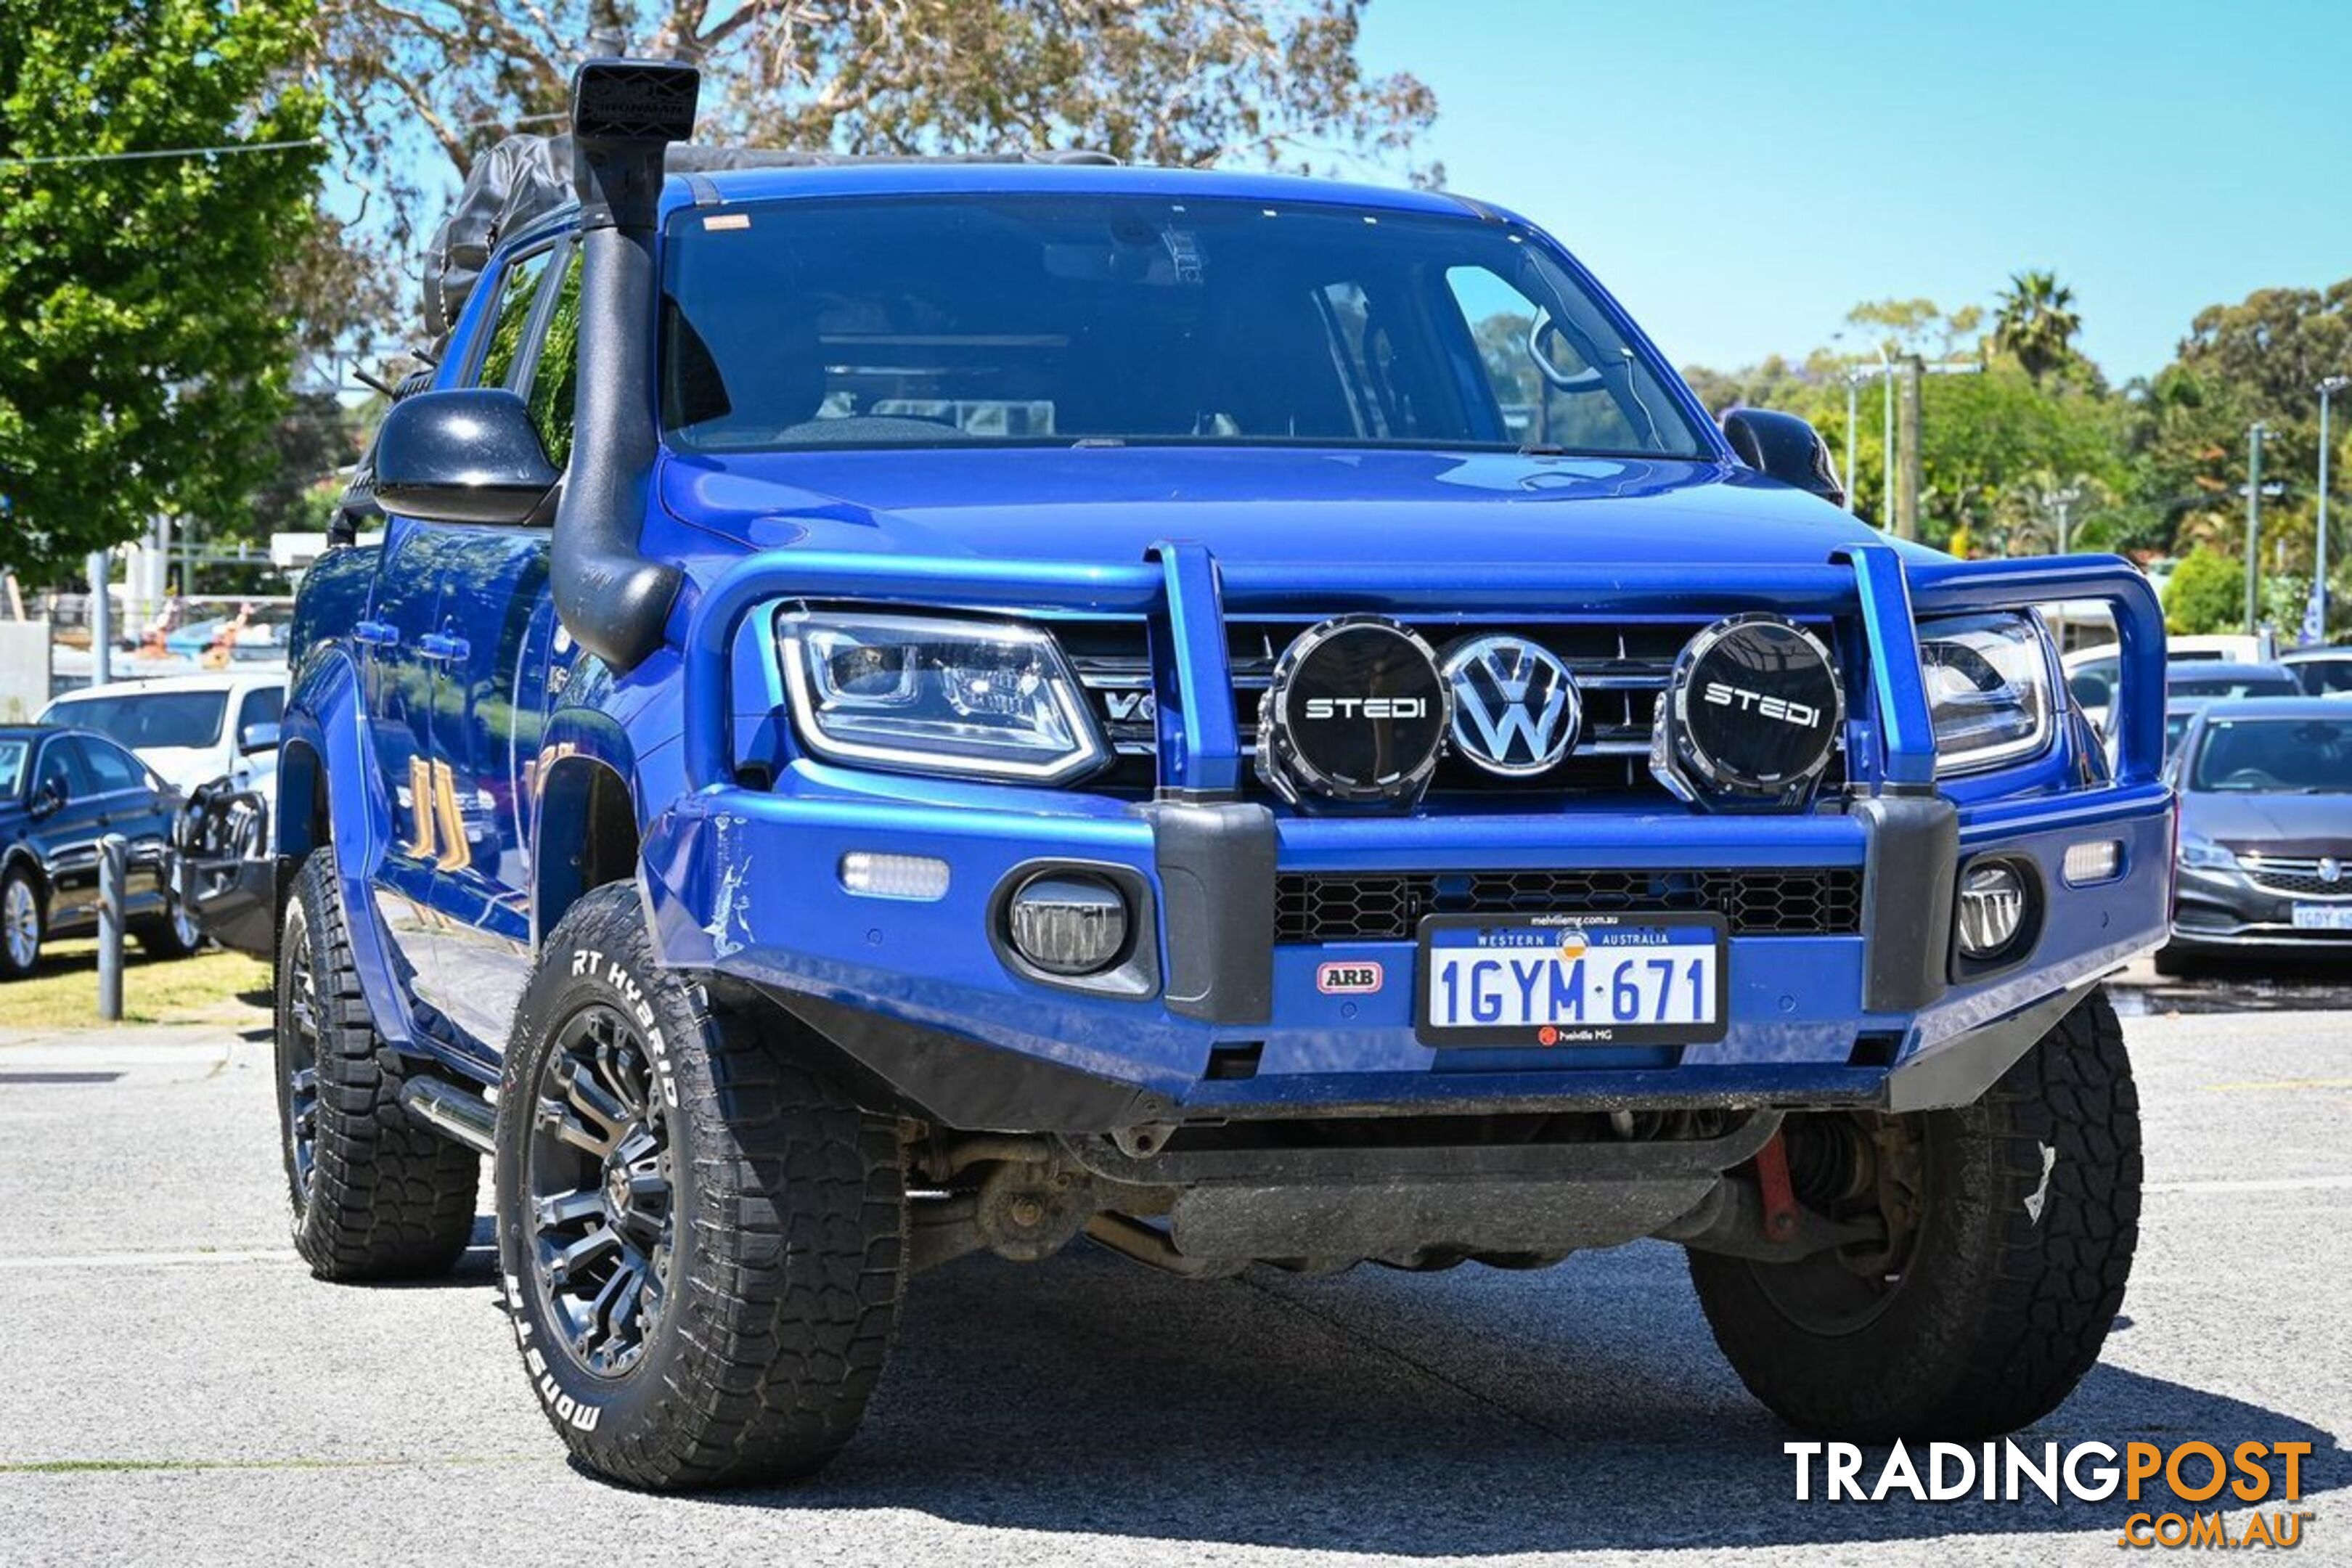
[
  {"x1": 641, "y1": 769, "x2": 2172, "y2": 1129},
  {"x1": 640, "y1": 542, "x2": 2172, "y2": 1132},
  {"x1": 2173, "y1": 865, "x2": 2352, "y2": 952}
]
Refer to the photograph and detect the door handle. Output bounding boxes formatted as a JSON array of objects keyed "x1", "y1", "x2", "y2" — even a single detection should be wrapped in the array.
[
  {"x1": 354, "y1": 619, "x2": 400, "y2": 649},
  {"x1": 417, "y1": 632, "x2": 471, "y2": 663}
]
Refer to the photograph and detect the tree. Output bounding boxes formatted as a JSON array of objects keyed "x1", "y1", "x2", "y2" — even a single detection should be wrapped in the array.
[
  {"x1": 0, "y1": 0, "x2": 325, "y2": 584},
  {"x1": 2163, "y1": 544, "x2": 2243, "y2": 636},
  {"x1": 1992, "y1": 270, "x2": 2083, "y2": 383},
  {"x1": 311, "y1": 0, "x2": 1438, "y2": 339}
]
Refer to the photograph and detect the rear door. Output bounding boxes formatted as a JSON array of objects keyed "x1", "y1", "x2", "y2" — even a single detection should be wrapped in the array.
[
  {"x1": 74, "y1": 735, "x2": 178, "y2": 909},
  {"x1": 25, "y1": 737, "x2": 104, "y2": 928}
]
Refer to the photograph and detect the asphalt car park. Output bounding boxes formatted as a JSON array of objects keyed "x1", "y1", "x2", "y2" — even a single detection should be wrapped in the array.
[{"x1": 4, "y1": 990, "x2": 2346, "y2": 1568}]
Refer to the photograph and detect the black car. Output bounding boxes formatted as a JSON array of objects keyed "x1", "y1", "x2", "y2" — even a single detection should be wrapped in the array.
[
  {"x1": 0, "y1": 724, "x2": 201, "y2": 980},
  {"x1": 2164, "y1": 660, "x2": 2303, "y2": 702},
  {"x1": 2163, "y1": 698, "x2": 2352, "y2": 972}
]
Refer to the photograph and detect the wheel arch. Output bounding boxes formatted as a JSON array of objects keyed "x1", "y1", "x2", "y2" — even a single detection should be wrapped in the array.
[{"x1": 532, "y1": 754, "x2": 642, "y2": 950}]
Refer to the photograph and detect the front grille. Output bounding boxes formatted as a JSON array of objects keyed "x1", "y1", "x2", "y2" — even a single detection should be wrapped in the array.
[
  {"x1": 1274, "y1": 867, "x2": 1864, "y2": 943},
  {"x1": 1059, "y1": 616, "x2": 1846, "y2": 800},
  {"x1": 2237, "y1": 854, "x2": 2352, "y2": 899}
]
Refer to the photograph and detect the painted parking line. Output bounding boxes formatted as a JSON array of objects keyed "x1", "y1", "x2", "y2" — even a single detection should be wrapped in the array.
[
  {"x1": 2144, "y1": 1175, "x2": 2352, "y2": 1196},
  {"x1": 0, "y1": 1249, "x2": 303, "y2": 1270},
  {"x1": 2200, "y1": 1077, "x2": 2352, "y2": 1092}
]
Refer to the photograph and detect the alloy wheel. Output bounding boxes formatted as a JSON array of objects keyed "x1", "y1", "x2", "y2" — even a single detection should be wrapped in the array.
[
  {"x1": 278, "y1": 903, "x2": 321, "y2": 1204},
  {"x1": 527, "y1": 1003, "x2": 674, "y2": 1379},
  {"x1": 4, "y1": 877, "x2": 37, "y2": 971}
]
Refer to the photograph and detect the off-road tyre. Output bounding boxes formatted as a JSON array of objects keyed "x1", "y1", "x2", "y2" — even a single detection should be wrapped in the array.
[
  {"x1": 494, "y1": 882, "x2": 907, "y2": 1491},
  {"x1": 277, "y1": 849, "x2": 479, "y2": 1279},
  {"x1": 1689, "y1": 988, "x2": 2139, "y2": 1439}
]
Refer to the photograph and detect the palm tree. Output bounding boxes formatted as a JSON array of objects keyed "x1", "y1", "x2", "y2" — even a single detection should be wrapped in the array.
[{"x1": 1993, "y1": 271, "x2": 2083, "y2": 383}]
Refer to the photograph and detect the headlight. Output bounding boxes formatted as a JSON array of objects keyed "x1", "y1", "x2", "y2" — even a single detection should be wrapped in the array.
[
  {"x1": 2177, "y1": 834, "x2": 2240, "y2": 873},
  {"x1": 777, "y1": 610, "x2": 1108, "y2": 783},
  {"x1": 1918, "y1": 613, "x2": 2054, "y2": 776}
]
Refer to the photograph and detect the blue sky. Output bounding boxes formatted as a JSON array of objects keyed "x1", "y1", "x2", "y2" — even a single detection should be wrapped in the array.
[{"x1": 1357, "y1": 1, "x2": 2349, "y2": 380}]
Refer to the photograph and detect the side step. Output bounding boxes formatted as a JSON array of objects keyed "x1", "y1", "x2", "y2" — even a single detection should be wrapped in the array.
[{"x1": 399, "y1": 1077, "x2": 497, "y2": 1155}]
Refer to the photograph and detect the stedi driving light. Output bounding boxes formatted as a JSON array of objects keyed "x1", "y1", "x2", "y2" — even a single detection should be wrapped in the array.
[
  {"x1": 1917, "y1": 613, "x2": 2056, "y2": 776},
  {"x1": 778, "y1": 610, "x2": 1108, "y2": 783}
]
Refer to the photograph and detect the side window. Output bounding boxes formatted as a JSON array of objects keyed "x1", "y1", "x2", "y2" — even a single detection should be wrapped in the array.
[
  {"x1": 81, "y1": 737, "x2": 144, "y2": 793},
  {"x1": 237, "y1": 686, "x2": 282, "y2": 736},
  {"x1": 35, "y1": 738, "x2": 87, "y2": 797},
  {"x1": 523, "y1": 248, "x2": 583, "y2": 468},
  {"x1": 1444, "y1": 265, "x2": 1641, "y2": 452},
  {"x1": 473, "y1": 247, "x2": 555, "y2": 390}
]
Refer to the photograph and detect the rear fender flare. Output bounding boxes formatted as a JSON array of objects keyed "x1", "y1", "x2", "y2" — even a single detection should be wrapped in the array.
[{"x1": 280, "y1": 648, "x2": 416, "y2": 1050}]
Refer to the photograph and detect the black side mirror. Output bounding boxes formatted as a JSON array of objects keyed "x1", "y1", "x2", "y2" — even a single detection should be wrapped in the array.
[
  {"x1": 1722, "y1": 408, "x2": 1844, "y2": 507},
  {"x1": 30, "y1": 777, "x2": 66, "y2": 819},
  {"x1": 374, "y1": 388, "x2": 560, "y2": 526}
]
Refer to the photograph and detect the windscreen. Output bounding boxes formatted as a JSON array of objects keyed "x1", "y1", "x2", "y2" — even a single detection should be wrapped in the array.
[
  {"x1": 2189, "y1": 716, "x2": 2352, "y2": 793},
  {"x1": 660, "y1": 193, "x2": 1708, "y2": 457},
  {"x1": 51, "y1": 691, "x2": 227, "y2": 750},
  {"x1": 0, "y1": 740, "x2": 25, "y2": 798}
]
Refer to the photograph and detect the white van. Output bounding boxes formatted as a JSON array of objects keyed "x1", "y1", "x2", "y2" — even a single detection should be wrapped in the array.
[{"x1": 40, "y1": 671, "x2": 283, "y2": 809}]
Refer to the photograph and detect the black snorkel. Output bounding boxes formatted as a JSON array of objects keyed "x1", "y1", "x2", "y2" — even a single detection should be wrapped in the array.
[{"x1": 550, "y1": 58, "x2": 700, "y2": 673}]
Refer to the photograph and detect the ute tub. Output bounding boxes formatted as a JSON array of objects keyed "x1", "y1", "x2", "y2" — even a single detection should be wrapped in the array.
[{"x1": 636, "y1": 542, "x2": 2172, "y2": 1130}]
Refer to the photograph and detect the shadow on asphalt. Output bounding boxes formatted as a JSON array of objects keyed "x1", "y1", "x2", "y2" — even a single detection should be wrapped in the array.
[
  {"x1": 655, "y1": 1246, "x2": 2350, "y2": 1554},
  {"x1": 2110, "y1": 956, "x2": 2352, "y2": 1018}
]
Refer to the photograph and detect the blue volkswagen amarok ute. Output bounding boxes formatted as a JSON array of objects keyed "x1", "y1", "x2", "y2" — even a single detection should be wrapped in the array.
[{"x1": 272, "y1": 61, "x2": 2169, "y2": 1489}]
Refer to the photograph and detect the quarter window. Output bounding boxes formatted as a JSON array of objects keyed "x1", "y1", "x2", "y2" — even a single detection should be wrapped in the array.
[
  {"x1": 525, "y1": 248, "x2": 583, "y2": 467},
  {"x1": 81, "y1": 738, "x2": 144, "y2": 793},
  {"x1": 474, "y1": 247, "x2": 555, "y2": 389}
]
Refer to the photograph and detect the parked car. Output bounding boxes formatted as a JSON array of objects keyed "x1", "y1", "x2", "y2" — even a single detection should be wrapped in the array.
[
  {"x1": 270, "y1": 60, "x2": 2171, "y2": 1490},
  {"x1": 0, "y1": 725, "x2": 203, "y2": 979},
  {"x1": 2280, "y1": 646, "x2": 2352, "y2": 698},
  {"x1": 2164, "y1": 661, "x2": 2301, "y2": 701},
  {"x1": 40, "y1": 671, "x2": 283, "y2": 809},
  {"x1": 2162, "y1": 698, "x2": 2352, "y2": 973}
]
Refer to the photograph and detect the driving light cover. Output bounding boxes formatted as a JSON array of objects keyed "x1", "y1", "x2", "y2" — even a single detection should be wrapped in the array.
[
  {"x1": 1918, "y1": 613, "x2": 2055, "y2": 776},
  {"x1": 2176, "y1": 834, "x2": 2241, "y2": 873},
  {"x1": 778, "y1": 610, "x2": 1108, "y2": 783}
]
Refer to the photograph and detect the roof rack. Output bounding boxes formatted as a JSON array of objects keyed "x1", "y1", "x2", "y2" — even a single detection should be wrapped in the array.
[{"x1": 420, "y1": 134, "x2": 1119, "y2": 345}]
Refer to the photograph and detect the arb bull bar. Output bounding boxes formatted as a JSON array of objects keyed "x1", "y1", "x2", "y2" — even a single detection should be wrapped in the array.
[{"x1": 642, "y1": 539, "x2": 2169, "y2": 1130}]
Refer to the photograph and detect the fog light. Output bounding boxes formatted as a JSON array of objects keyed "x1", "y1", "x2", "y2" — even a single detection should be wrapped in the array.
[
  {"x1": 1006, "y1": 873, "x2": 1128, "y2": 976},
  {"x1": 2062, "y1": 839, "x2": 2123, "y2": 886},
  {"x1": 1956, "y1": 862, "x2": 2028, "y2": 959},
  {"x1": 839, "y1": 852, "x2": 950, "y2": 901}
]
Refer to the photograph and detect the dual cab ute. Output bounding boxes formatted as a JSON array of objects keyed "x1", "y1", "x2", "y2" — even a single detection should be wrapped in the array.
[{"x1": 271, "y1": 60, "x2": 2169, "y2": 1489}]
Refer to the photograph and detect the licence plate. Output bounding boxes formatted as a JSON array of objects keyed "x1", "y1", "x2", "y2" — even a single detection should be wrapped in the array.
[
  {"x1": 1417, "y1": 912, "x2": 1728, "y2": 1047},
  {"x1": 2291, "y1": 904, "x2": 2352, "y2": 931}
]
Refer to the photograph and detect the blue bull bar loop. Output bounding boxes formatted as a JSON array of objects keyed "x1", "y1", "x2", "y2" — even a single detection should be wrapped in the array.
[{"x1": 679, "y1": 543, "x2": 2168, "y2": 798}]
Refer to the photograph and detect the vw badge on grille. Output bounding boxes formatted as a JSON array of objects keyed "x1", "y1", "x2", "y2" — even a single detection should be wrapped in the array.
[
  {"x1": 1257, "y1": 616, "x2": 1448, "y2": 807},
  {"x1": 1442, "y1": 635, "x2": 1581, "y2": 777}
]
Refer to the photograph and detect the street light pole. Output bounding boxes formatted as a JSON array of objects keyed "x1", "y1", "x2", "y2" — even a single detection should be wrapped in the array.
[
  {"x1": 2245, "y1": 421, "x2": 2266, "y2": 637},
  {"x1": 1844, "y1": 373, "x2": 1859, "y2": 513},
  {"x1": 2321, "y1": 376, "x2": 2348, "y2": 642},
  {"x1": 1878, "y1": 343, "x2": 1894, "y2": 527}
]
